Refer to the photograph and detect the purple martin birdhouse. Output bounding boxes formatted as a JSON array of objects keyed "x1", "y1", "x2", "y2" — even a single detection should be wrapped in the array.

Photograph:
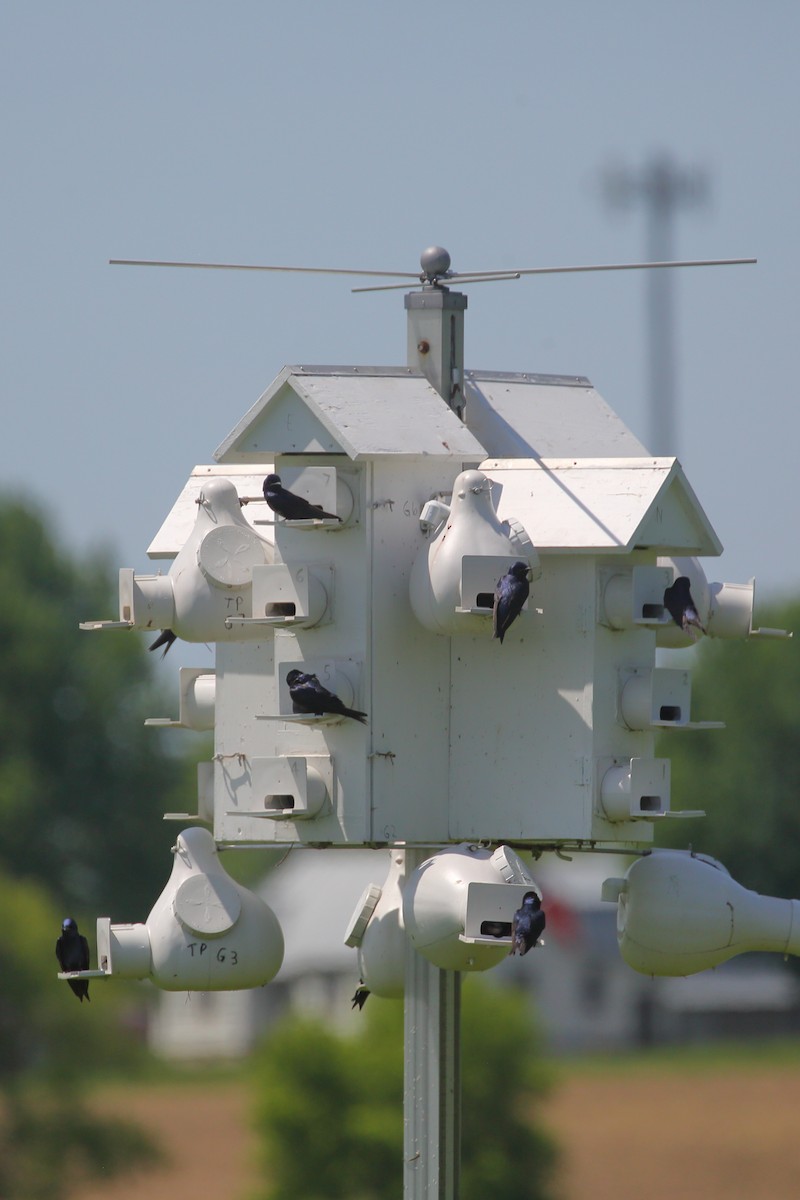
[
  {"x1": 76, "y1": 246, "x2": 799, "y2": 999},
  {"x1": 81, "y1": 268, "x2": 787, "y2": 859}
]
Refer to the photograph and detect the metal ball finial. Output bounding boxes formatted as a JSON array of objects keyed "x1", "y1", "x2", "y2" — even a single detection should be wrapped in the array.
[{"x1": 420, "y1": 246, "x2": 451, "y2": 281}]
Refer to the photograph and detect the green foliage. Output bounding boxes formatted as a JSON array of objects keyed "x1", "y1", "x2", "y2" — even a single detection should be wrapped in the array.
[
  {"x1": 0, "y1": 871, "x2": 146, "y2": 1085},
  {"x1": 459, "y1": 982, "x2": 557, "y2": 1200},
  {"x1": 0, "y1": 495, "x2": 194, "y2": 918},
  {"x1": 250, "y1": 979, "x2": 559, "y2": 1200},
  {"x1": 0, "y1": 869, "x2": 163, "y2": 1197},
  {"x1": 656, "y1": 596, "x2": 800, "y2": 896},
  {"x1": 0, "y1": 495, "x2": 200, "y2": 1195},
  {"x1": 0, "y1": 1092, "x2": 163, "y2": 1200}
]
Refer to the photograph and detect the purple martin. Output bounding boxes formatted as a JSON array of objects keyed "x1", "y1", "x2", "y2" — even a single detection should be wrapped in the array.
[
  {"x1": 351, "y1": 985, "x2": 370, "y2": 1011},
  {"x1": 493, "y1": 561, "x2": 531, "y2": 644},
  {"x1": 149, "y1": 629, "x2": 177, "y2": 658},
  {"x1": 263, "y1": 474, "x2": 341, "y2": 522},
  {"x1": 509, "y1": 892, "x2": 545, "y2": 957},
  {"x1": 286, "y1": 669, "x2": 368, "y2": 724},
  {"x1": 663, "y1": 576, "x2": 706, "y2": 636},
  {"x1": 55, "y1": 917, "x2": 91, "y2": 1002}
]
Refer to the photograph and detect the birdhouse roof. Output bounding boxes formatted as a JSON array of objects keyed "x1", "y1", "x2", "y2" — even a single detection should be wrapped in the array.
[
  {"x1": 463, "y1": 371, "x2": 650, "y2": 458},
  {"x1": 485, "y1": 456, "x2": 723, "y2": 555},
  {"x1": 146, "y1": 464, "x2": 268, "y2": 559},
  {"x1": 214, "y1": 365, "x2": 487, "y2": 462}
]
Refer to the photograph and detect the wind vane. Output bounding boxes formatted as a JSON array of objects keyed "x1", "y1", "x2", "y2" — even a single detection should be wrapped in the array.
[
  {"x1": 110, "y1": 243, "x2": 755, "y2": 292},
  {"x1": 110, "y1": 243, "x2": 756, "y2": 422}
]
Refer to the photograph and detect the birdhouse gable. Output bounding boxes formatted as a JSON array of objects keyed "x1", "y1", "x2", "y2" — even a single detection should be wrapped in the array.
[
  {"x1": 215, "y1": 366, "x2": 486, "y2": 463},
  {"x1": 629, "y1": 462, "x2": 722, "y2": 556},
  {"x1": 485, "y1": 457, "x2": 722, "y2": 556}
]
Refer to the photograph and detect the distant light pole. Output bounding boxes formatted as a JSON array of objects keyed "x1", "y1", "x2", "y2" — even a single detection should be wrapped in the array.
[{"x1": 604, "y1": 154, "x2": 707, "y2": 456}]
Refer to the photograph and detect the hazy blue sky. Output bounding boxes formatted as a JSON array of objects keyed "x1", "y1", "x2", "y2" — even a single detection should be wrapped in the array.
[{"x1": 3, "y1": 2, "x2": 798, "y2": 619}]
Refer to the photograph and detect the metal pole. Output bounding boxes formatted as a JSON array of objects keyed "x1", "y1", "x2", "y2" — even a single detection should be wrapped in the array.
[
  {"x1": 405, "y1": 289, "x2": 467, "y2": 417},
  {"x1": 403, "y1": 848, "x2": 462, "y2": 1200},
  {"x1": 603, "y1": 153, "x2": 706, "y2": 457},
  {"x1": 400, "y1": 258, "x2": 465, "y2": 1190},
  {"x1": 645, "y1": 166, "x2": 676, "y2": 456}
]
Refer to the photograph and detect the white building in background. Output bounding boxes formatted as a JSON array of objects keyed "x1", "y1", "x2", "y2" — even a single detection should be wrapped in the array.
[{"x1": 149, "y1": 848, "x2": 800, "y2": 1059}]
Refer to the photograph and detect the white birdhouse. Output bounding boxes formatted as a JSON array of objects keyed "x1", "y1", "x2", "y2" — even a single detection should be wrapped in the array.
[
  {"x1": 76, "y1": 251, "x2": 792, "y2": 996},
  {"x1": 65, "y1": 828, "x2": 284, "y2": 993},
  {"x1": 85, "y1": 359, "x2": 782, "y2": 852}
]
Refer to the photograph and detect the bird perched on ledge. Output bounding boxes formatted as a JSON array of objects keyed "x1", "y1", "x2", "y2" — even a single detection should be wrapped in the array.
[
  {"x1": 286, "y1": 669, "x2": 368, "y2": 724},
  {"x1": 510, "y1": 892, "x2": 546, "y2": 956},
  {"x1": 493, "y1": 561, "x2": 531, "y2": 644},
  {"x1": 56, "y1": 917, "x2": 91, "y2": 1002},
  {"x1": 663, "y1": 575, "x2": 706, "y2": 637},
  {"x1": 263, "y1": 474, "x2": 341, "y2": 522}
]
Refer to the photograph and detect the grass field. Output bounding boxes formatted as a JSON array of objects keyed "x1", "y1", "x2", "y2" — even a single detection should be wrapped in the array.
[{"x1": 79, "y1": 1042, "x2": 800, "y2": 1200}]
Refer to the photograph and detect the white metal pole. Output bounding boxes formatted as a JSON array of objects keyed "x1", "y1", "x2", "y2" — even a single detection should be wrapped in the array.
[{"x1": 403, "y1": 848, "x2": 461, "y2": 1200}]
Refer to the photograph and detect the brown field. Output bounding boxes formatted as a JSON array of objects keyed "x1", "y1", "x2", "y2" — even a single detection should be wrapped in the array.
[
  {"x1": 80, "y1": 1055, "x2": 800, "y2": 1200},
  {"x1": 547, "y1": 1060, "x2": 800, "y2": 1200}
]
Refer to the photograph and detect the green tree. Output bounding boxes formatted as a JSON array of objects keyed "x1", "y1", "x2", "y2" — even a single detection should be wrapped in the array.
[
  {"x1": 0, "y1": 496, "x2": 196, "y2": 918},
  {"x1": 0, "y1": 871, "x2": 163, "y2": 1199},
  {"x1": 656, "y1": 596, "x2": 800, "y2": 897},
  {"x1": 0, "y1": 496, "x2": 202, "y2": 1196},
  {"x1": 250, "y1": 980, "x2": 559, "y2": 1200}
]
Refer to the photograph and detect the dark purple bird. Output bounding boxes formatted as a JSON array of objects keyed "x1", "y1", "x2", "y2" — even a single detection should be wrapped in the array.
[
  {"x1": 149, "y1": 629, "x2": 177, "y2": 658},
  {"x1": 510, "y1": 892, "x2": 545, "y2": 957},
  {"x1": 493, "y1": 561, "x2": 531, "y2": 644},
  {"x1": 663, "y1": 576, "x2": 706, "y2": 636},
  {"x1": 55, "y1": 917, "x2": 91, "y2": 1002},
  {"x1": 351, "y1": 985, "x2": 370, "y2": 1011},
  {"x1": 286, "y1": 669, "x2": 368, "y2": 724},
  {"x1": 263, "y1": 474, "x2": 340, "y2": 522}
]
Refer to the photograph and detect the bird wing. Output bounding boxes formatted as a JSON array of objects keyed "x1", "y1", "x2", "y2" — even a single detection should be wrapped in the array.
[
  {"x1": 290, "y1": 682, "x2": 330, "y2": 712},
  {"x1": 492, "y1": 590, "x2": 501, "y2": 635}
]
